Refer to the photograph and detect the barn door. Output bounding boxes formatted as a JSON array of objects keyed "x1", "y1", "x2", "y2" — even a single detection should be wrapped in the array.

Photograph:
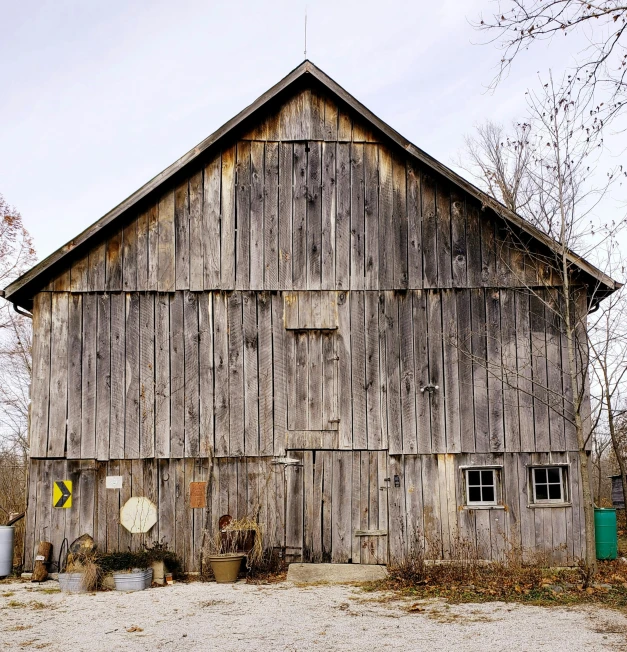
[{"x1": 283, "y1": 451, "x2": 389, "y2": 565}]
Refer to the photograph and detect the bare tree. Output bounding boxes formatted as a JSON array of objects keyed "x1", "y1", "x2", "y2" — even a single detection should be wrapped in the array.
[
  {"x1": 0, "y1": 195, "x2": 35, "y2": 537},
  {"x1": 460, "y1": 73, "x2": 625, "y2": 574},
  {"x1": 476, "y1": 1, "x2": 627, "y2": 123}
]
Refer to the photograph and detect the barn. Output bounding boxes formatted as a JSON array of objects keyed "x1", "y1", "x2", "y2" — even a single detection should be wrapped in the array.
[{"x1": 2, "y1": 61, "x2": 618, "y2": 571}]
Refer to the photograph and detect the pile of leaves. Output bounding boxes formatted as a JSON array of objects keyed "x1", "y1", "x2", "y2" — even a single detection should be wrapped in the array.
[{"x1": 369, "y1": 557, "x2": 627, "y2": 609}]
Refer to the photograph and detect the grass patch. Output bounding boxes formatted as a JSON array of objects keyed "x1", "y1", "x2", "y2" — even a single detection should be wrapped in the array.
[
  {"x1": 2, "y1": 591, "x2": 15, "y2": 597},
  {"x1": 37, "y1": 588, "x2": 60, "y2": 595},
  {"x1": 365, "y1": 555, "x2": 627, "y2": 610},
  {"x1": 6, "y1": 600, "x2": 26, "y2": 608}
]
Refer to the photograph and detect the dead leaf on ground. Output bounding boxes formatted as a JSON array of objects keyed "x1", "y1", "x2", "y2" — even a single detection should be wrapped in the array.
[
  {"x1": 408, "y1": 603, "x2": 425, "y2": 613},
  {"x1": 126, "y1": 626, "x2": 144, "y2": 633}
]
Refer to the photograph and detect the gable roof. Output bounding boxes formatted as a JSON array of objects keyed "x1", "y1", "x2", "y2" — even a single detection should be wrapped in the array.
[{"x1": 1, "y1": 60, "x2": 619, "y2": 310}]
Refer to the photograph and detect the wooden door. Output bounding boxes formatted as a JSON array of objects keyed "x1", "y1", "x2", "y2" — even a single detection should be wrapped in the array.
[{"x1": 283, "y1": 451, "x2": 389, "y2": 565}]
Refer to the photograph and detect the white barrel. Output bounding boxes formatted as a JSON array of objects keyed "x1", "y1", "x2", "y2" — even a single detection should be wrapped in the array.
[{"x1": 0, "y1": 526, "x2": 15, "y2": 577}]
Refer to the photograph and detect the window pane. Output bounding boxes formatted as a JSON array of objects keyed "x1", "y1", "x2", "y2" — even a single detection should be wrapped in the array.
[
  {"x1": 481, "y1": 470, "x2": 494, "y2": 486},
  {"x1": 535, "y1": 483, "x2": 548, "y2": 500},
  {"x1": 482, "y1": 486, "x2": 495, "y2": 502},
  {"x1": 534, "y1": 468, "x2": 547, "y2": 484},
  {"x1": 468, "y1": 470, "x2": 481, "y2": 486},
  {"x1": 469, "y1": 487, "x2": 482, "y2": 502},
  {"x1": 549, "y1": 484, "x2": 562, "y2": 500},
  {"x1": 547, "y1": 468, "x2": 561, "y2": 484}
]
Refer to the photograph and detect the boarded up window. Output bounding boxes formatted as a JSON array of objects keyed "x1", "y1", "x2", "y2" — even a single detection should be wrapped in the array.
[{"x1": 283, "y1": 291, "x2": 338, "y2": 330}]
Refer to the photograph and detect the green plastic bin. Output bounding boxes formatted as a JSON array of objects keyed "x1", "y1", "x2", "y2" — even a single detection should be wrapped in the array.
[{"x1": 594, "y1": 508, "x2": 618, "y2": 560}]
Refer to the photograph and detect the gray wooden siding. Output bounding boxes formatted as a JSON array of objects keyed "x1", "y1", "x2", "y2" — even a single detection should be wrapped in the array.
[
  {"x1": 29, "y1": 288, "x2": 583, "y2": 460},
  {"x1": 24, "y1": 451, "x2": 584, "y2": 571},
  {"x1": 42, "y1": 91, "x2": 554, "y2": 295}
]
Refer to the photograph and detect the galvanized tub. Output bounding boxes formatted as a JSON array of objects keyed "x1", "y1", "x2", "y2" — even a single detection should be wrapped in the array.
[
  {"x1": 58, "y1": 572, "x2": 89, "y2": 593},
  {"x1": 0, "y1": 526, "x2": 15, "y2": 578},
  {"x1": 113, "y1": 568, "x2": 153, "y2": 591}
]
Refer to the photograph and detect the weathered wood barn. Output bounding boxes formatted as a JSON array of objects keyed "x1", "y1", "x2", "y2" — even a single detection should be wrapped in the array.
[{"x1": 3, "y1": 61, "x2": 619, "y2": 571}]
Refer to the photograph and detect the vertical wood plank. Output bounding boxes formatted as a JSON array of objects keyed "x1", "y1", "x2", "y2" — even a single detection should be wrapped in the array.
[
  {"x1": 457, "y1": 290, "x2": 475, "y2": 453},
  {"x1": 203, "y1": 157, "x2": 222, "y2": 289},
  {"x1": 350, "y1": 142, "x2": 365, "y2": 290},
  {"x1": 466, "y1": 202, "x2": 483, "y2": 287},
  {"x1": 95, "y1": 293, "x2": 111, "y2": 461},
  {"x1": 158, "y1": 191, "x2": 175, "y2": 292},
  {"x1": 399, "y1": 293, "x2": 417, "y2": 454},
  {"x1": 67, "y1": 294, "x2": 83, "y2": 459},
  {"x1": 406, "y1": 162, "x2": 422, "y2": 289},
  {"x1": 80, "y1": 294, "x2": 97, "y2": 459},
  {"x1": 393, "y1": 156, "x2": 408, "y2": 289},
  {"x1": 378, "y1": 148, "x2": 393, "y2": 289},
  {"x1": 184, "y1": 292, "x2": 200, "y2": 457},
  {"x1": 422, "y1": 173, "x2": 437, "y2": 289},
  {"x1": 109, "y1": 293, "x2": 125, "y2": 459},
  {"x1": 442, "y1": 290, "x2": 461, "y2": 453},
  {"x1": 292, "y1": 143, "x2": 307, "y2": 290},
  {"x1": 278, "y1": 143, "x2": 293, "y2": 288},
  {"x1": 198, "y1": 293, "x2": 214, "y2": 457},
  {"x1": 413, "y1": 291, "x2": 432, "y2": 454},
  {"x1": 365, "y1": 291, "x2": 382, "y2": 449},
  {"x1": 124, "y1": 293, "x2": 140, "y2": 459},
  {"x1": 189, "y1": 171, "x2": 204, "y2": 291},
  {"x1": 89, "y1": 243, "x2": 106, "y2": 291},
  {"x1": 243, "y1": 292, "x2": 260, "y2": 455},
  {"x1": 175, "y1": 181, "x2": 190, "y2": 290},
  {"x1": 213, "y1": 294, "x2": 230, "y2": 457},
  {"x1": 258, "y1": 293, "x2": 274, "y2": 455},
  {"x1": 451, "y1": 191, "x2": 467, "y2": 287},
  {"x1": 307, "y1": 140, "x2": 322, "y2": 290},
  {"x1": 335, "y1": 143, "x2": 351, "y2": 290},
  {"x1": 48, "y1": 293, "x2": 69, "y2": 457},
  {"x1": 388, "y1": 455, "x2": 406, "y2": 563},
  {"x1": 530, "y1": 292, "x2": 550, "y2": 452},
  {"x1": 486, "y1": 290, "x2": 504, "y2": 453},
  {"x1": 428, "y1": 292, "x2": 445, "y2": 453},
  {"x1": 321, "y1": 142, "x2": 336, "y2": 290},
  {"x1": 471, "y1": 289, "x2": 490, "y2": 453},
  {"x1": 169, "y1": 292, "x2": 185, "y2": 458},
  {"x1": 221, "y1": 146, "x2": 236, "y2": 289},
  {"x1": 106, "y1": 230, "x2": 123, "y2": 291},
  {"x1": 501, "y1": 289, "x2": 521, "y2": 452},
  {"x1": 516, "y1": 291, "x2": 535, "y2": 452},
  {"x1": 228, "y1": 292, "x2": 244, "y2": 456},
  {"x1": 139, "y1": 294, "x2": 156, "y2": 458},
  {"x1": 122, "y1": 218, "x2": 138, "y2": 291},
  {"x1": 436, "y1": 184, "x2": 452, "y2": 289},
  {"x1": 264, "y1": 142, "x2": 280, "y2": 290},
  {"x1": 384, "y1": 292, "x2": 402, "y2": 455},
  {"x1": 155, "y1": 294, "x2": 171, "y2": 458},
  {"x1": 331, "y1": 452, "x2": 352, "y2": 562},
  {"x1": 236, "y1": 141, "x2": 251, "y2": 289},
  {"x1": 351, "y1": 292, "x2": 367, "y2": 449},
  {"x1": 146, "y1": 205, "x2": 159, "y2": 291},
  {"x1": 337, "y1": 291, "x2": 353, "y2": 448}
]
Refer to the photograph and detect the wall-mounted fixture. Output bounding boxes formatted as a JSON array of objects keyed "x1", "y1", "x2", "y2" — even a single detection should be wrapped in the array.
[{"x1": 420, "y1": 383, "x2": 439, "y2": 394}]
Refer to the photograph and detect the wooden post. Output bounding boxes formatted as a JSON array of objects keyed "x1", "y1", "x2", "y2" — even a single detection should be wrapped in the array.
[{"x1": 31, "y1": 541, "x2": 52, "y2": 582}]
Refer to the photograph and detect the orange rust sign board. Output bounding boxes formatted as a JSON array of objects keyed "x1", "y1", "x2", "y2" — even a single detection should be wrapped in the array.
[{"x1": 190, "y1": 482, "x2": 207, "y2": 508}]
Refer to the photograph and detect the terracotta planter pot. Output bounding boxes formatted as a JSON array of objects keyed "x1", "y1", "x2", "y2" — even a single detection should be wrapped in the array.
[{"x1": 208, "y1": 553, "x2": 246, "y2": 583}]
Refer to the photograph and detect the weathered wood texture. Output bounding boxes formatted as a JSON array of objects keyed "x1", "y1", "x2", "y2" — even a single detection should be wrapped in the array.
[
  {"x1": 29, "y1": 288, "x2": 586, "y2": 459},
  {"x1": 24, "y1": 450, "x2": 584, "y2": 570},
  {"x1": 43, "y1": 91, "x2": 553, "y2": 295}
]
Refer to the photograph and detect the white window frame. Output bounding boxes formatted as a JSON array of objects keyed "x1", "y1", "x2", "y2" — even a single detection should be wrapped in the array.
[
  {"x1": 464, "y1": 467, "x2": 499, "y2": 506},
  {"x1": 530, "y1": 466, "x2": 568, "y2": 505}
]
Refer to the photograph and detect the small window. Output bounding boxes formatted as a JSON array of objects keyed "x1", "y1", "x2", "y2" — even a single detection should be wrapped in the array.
[
  {"x1": 531, "y1": 466, "x2": 567, "y2": 504},
  {"x1": 465, "y1": 468, "x2": 498, "y2": 506}
]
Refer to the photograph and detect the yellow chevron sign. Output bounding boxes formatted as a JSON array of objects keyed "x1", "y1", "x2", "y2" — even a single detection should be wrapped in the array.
[{"x1": 53, "y1": 481, "x2": 72, "y2": 508}]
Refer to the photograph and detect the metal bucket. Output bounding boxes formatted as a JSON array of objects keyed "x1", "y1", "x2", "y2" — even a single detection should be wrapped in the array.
[
  {"x1": 58, "y1": 572, "x2": 89, "y2": 593},
  {"x1": 0, "y1": 526, "x2": 15, "y2": 578},
  {"x1": 113, "y1": 568, "x2": 153, "y2": 591}
]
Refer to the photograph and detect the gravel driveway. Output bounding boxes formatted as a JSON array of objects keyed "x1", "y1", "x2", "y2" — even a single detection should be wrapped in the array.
[{"x1": 2, "y1": 579, "x2": 626, "y2": 651}]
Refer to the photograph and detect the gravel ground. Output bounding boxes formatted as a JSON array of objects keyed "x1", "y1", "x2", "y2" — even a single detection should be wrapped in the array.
[{"x1": 1, "y1": 579, "x2": 627, "y2": 651}]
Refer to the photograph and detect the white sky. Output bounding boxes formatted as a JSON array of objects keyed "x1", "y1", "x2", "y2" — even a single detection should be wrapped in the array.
[{"x1": 1, "y1": 0, "x2": 621, "y2": 263}]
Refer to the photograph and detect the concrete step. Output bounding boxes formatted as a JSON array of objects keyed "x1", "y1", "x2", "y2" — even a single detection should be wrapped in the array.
[{"x1": 287, "y1": 563, "x2": 387, "y2": 584}]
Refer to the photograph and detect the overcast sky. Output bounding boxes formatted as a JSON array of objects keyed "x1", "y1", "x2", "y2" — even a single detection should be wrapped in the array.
[{"x1": 1, "y1": 0, "x2": 614, "y2": 262}]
